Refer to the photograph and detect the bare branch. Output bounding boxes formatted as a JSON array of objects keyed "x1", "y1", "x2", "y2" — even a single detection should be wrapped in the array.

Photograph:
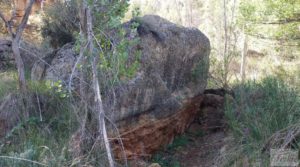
[
  {"x1": 0, "y1": 10, "x2": 14, "y2": 36},
  {"x1": 15, "y1": 0, "x2": 35, "y2": 41},
  {"x1": 80, "y1": 1, "x2": 115, "y2": 166},
  {"x1": 0, "y1": 11, "x2": 7, "y2": 24}
]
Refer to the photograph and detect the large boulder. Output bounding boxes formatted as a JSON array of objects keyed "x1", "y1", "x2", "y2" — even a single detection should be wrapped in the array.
[
  {"x1": 31, "y1": 15, "x2": 210, "y2": 159},
  {"x1": 31, "y1": 43, "x2": 76, "y2": 82}
]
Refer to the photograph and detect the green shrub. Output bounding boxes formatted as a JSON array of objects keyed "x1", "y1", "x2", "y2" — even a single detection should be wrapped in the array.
[
  {"x1": 41, "y1": 1, "x2": 79, "y2": 48},
  {"x1": 225, "y1": 76, "x2": 300, "y2": 166}
]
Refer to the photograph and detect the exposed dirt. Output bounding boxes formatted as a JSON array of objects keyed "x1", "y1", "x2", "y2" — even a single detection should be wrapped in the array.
[
  {"x1": 174, "y1": 126, "x2": 227, "y2": 167},
  {"x1": 147, "y1": 122, "x2": 229, "y2": 167}
]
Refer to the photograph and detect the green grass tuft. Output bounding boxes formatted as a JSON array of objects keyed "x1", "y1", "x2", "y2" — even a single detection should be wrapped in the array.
[
  {"x1": 0, "y1": 71, "x2": 18, "y2": 98},
  {"x1": 225, "y1": 76, "x2": 300, "y2": 166}
]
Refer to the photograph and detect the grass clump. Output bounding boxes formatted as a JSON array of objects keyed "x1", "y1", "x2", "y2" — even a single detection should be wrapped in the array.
[
  {"x1": 0, "y1": 80, "x2": 78, "y2": 167},
  {"x1": 225, "y1": 76, "x2": 300, "y2": 166},
  {"x1": 0, "y1": 71, "x2": 18, "y2": 98}
]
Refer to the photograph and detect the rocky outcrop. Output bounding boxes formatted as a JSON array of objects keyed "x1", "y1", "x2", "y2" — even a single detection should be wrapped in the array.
[
  {"x1": 0, "y1": 39, "x2": 41, "y2": 70},
  {"x1": 31, "y1": 15, "x2": 210, "y2": 159},
  {"x1": 31, "y1": 44, "x2": 75, "y2": 82}
]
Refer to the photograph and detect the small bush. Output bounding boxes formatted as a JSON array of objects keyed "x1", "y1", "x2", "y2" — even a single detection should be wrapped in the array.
[
  {"x1": 41, "y1": 1, "x2": 79, "y2": 48},
  {"x1": 225, "y1": 76, "x2": 300, "y2": 166}
]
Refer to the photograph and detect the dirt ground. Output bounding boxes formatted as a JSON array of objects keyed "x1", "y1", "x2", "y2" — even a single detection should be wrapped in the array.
[
  {"x1": 146, "y1": 121, "x2": 230, "y2": 167},
  {"x1": 175, "y1": 130, "x2": 226, "y2": 167}
]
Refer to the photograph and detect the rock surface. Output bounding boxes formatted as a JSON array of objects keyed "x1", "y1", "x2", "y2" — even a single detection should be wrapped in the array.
[
  {"x1": 0, "y1": 39, "x2": 41, "y2": 70},
  {"x1": 31, "y1": 15, "x2": 210, "y2": 159},
  {"x1": 31, "y1": 43, "x2": 76, "y2": 82},
  {"x1": 198, "y1": 93, "x2": 226, "y2": 132}
]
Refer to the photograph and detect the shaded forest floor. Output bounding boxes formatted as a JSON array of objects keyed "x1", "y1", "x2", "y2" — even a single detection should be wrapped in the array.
[
  {"x1": 174, "y1": 128, "x2": 226, "y2": 167},
  {"x1": 128, "y1": 122, "x2": 229, "y2": 167},
  {"x1": 155, "y1": 123, "x2": 228, "y2": 167}
]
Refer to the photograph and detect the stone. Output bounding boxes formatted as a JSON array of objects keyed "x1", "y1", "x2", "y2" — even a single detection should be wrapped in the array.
[
  {"x1": 32, "y1": 44, "x2": 77, "y2": 81},
  {"x1": 198, "y1": 93, "x2": 226, "y2": 132},
  {"x1": 31, "y1": 15, "x2": 210, "y2": 159},
  {"x1": 0, "y1": 39, "x2": 41, "y2": 71},
  {"x1": 148, "y1": 163, "x2": 161, "y2": 167},
  {"x1": 109, "y1": 15, "x2": 210, "y2": 159}
]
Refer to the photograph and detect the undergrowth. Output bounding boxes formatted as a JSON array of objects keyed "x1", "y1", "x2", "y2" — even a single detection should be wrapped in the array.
[
  {"x1": 0, "y1": 71, "x2": 18, "y2": 98},
  {"x1": 0, "y1": 80, "x2": 78, "y2": 167},
  {"x1": 151, "y1": 134, "x2": 191, "y2": 167},
  {"x1": 224, "y1": 76, "x2": 300, "y2": 166}
]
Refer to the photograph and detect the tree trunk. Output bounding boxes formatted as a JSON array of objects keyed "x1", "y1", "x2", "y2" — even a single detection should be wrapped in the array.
[
  {"x1": 240, "y1": 33, "x2": 248, "y2": 83},
  {"x1": 0, "y1": 0, "x2": 34, "y2": 92},
  {"x1": 223, "y1": 0, "x2": 228, "y2": 88},
  {"x1": 80, "y1": 2, "x2": 115, "y2": 166},
  {"x1": 13, "y1": 0, "x2": 34, "y2": 92},
  {"x1": 12, "y1": 39, "x2": 27, "y2": 92}
]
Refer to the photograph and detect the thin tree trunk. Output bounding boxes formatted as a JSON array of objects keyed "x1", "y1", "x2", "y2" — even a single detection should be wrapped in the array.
[
  {"x1": 12, "y1": 40, "x2": 27, "y2": 91},
  {"x1": 80, "y1": 2, "x2": 115, "y2": 166},
  {"x1": 240, "y1": 32, "x2": 248, "y2": 83},
  {"x1": 13, "y1": 0, "x2": 34, "y2": 92},
  {"x1": 240, "y1": 30, "x2": 248, "y2": 109},
  {"x1": 92, "y1": 65, "x2": 115, "y2": 167},
  {"x1": 223, "y1": 0, "x2": 228, "y2": 88},
  {"x1": 0, "y1": 0, "x2": 34, "y2": 92}
]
